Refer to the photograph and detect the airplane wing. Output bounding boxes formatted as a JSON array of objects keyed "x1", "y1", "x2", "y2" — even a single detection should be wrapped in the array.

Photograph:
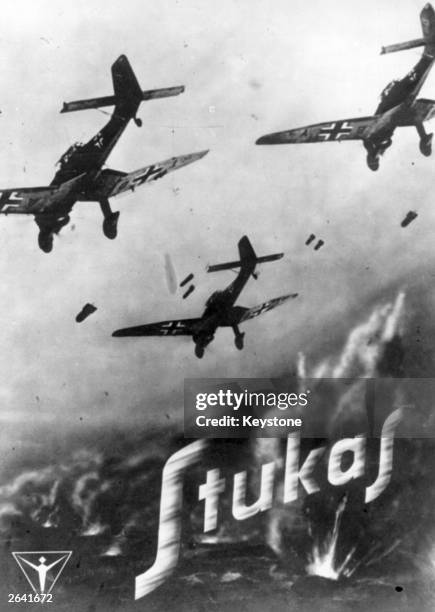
[
  {"x1": 112, "y1": 318, "x2": 201, "y2": 337},
  {"x1": 238, "y1": 293, "x2": 298, "y2": 322},
  {"x1": 256, "y1": 117, "x2": 376, "y2": 145},
  {"x1": 0, "y1": 174, "x2": 86, "y2": 215},
  {"x1": 0, "y1": 186, "x2": 58, "y2": 215},
  {"x1": 91, "y1": 150, "x2": 209, "y2": 199}
]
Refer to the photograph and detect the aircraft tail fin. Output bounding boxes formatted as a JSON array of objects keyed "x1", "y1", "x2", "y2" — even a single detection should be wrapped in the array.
[
  {"x1": 421, "y1": 3, "x2": 435, "y2": 42},
  {"x1": 381, "y1": 3, "x2": 435, "y2": 55},
  {"x1": 207, "y1": 236, "x2": 283, "y2": 278},
  {"x1": 111, "y1": 54, "x2": 143, "y2": 103},
  {"x1": 61, "y1": 55, "x2": 184, "y2": 114},
  {"x1": 238, "y1": 235, "x2": 257, "y2": 267}
]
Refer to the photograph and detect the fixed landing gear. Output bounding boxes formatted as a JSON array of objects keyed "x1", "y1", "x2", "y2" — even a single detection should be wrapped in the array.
[
  {"x1": 364, "y1": 137, "x2": 392, "y2": 171},
  {"x1": 38, "y1": 231, "x2": 54, "y2": 253},
  {"x1": 193, "y1": 331, "x2": 214, "y2": 358},
  {"x1": 102, "y1": 211, "x2": 120, "y2": 239},
  {"x1": 366, "y1": 154, "x2": 379, "y2": 171},
  {"x1": 419, "y1": 132, "x2": 433, "y2": 157},
  {"x1": 232, "y1": 325, "x2": 245, "y2": 350},
  {"x1": 235, "y1": 333, "x2": 245, "y2": 350},
  {"x1": 100, "y1": 199, "x2": 120, "y2": 240},
  {"x1": 195, "y1": 344, "x2": 205, "y2": 359},
  {"x1": 36, "y1": 213, "x2": 70, "y2": 253},
  {"x1": 416, "y1": 123, "x2": 433, "y2": 157}
]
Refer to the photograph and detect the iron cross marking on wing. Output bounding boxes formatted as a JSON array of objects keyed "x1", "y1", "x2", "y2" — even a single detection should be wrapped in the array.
[
  {"x1": 160, "y1": 321, "x2": 184, "y2": 335},
  {"x1": 319, "y1": 121, "x2": 353, "y2": 141},
  {"x1": 254, "y1": 302, "x2": 272, "y2": 317}
]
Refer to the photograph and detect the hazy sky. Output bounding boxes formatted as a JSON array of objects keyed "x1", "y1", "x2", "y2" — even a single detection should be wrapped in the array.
[{"x1": 1, "y1": 0, "x2": 435, "y2": 452}]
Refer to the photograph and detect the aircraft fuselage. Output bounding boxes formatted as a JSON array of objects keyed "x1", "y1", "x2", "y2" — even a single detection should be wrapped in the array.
[
  {"x1": 376, "y1": 53, "x2": 434, "y2": 114},
  {"x1": 366, "y1": 51, "x2": 435, "y2": 146},
  {"x1": 32, "y1": 98, "x2": 141, "y2": 240},
  {"x1": 51, "y1": 105, "x2": 138, "y2": 189},
  {"x1": 193, "y1": 262, "x2": 255, "y2": 349}
]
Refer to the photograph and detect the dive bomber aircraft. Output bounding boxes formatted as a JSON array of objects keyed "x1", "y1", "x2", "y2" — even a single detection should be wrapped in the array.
[
  {"x1": 257, "y1": 4, "x2": 435, "y2": 171},
  {"x1": 0, "y1": 55, "x2": 208, "y2": 252},
  {"x1": 113, "y1": 236, "x2": 298, "y2": 358}
]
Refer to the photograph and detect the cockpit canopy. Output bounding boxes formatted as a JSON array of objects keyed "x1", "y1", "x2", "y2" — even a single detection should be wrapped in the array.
[
  {"x1": 57, "y1": 142, "x2": 84, "y2": 167},
  {"x1": 380, "y1": 80, "x2": 398, "y2": 100}
]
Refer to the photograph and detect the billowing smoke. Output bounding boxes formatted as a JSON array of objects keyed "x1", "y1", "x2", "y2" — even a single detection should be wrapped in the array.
[
  {"x1": 253, "y1": 289, "x2": 435, "y2": 591},
  {"x1": 0, "y1": 438, "x2": 173, "y2": 561},
  {"x1": 300, "y1": 290, "x2": 405, "y2": 379}
]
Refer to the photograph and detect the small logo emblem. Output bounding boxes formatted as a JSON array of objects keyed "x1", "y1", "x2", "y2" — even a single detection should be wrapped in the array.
[{"x1": 12, "y1": 551, "x2": 72, "y2": 594}]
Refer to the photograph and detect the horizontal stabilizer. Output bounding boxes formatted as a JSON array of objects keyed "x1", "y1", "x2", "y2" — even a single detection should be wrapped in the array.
[
  {"x1": 381, "y1": 4, "x2": 435, "y2": 53},
  {"x1": 207, "y1": 260, "x2": 246, "y2": 273},
  {"x1": 61, "y1": 95, "x2": 117, "y2": 113},
  {"x1": 207, "y1": 252, "x2": 283, "y2": 273},
  {"x1": 141, "y1": 86, "x2": 185, "y2": 101},
  {"x1": 381, "y1": 38, "x2": 426, "y2": 55},
  {"x1": 256, "y1": 253, "x2": 284, "y2": 264},
  {"x1": 61, "y1": 86, "x2": 185, "y2": 113}
]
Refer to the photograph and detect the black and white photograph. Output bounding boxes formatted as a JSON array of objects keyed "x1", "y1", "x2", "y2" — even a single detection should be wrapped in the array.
[{"x1": 1, "y1": 1, "x2": 435, "y2": 610}]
